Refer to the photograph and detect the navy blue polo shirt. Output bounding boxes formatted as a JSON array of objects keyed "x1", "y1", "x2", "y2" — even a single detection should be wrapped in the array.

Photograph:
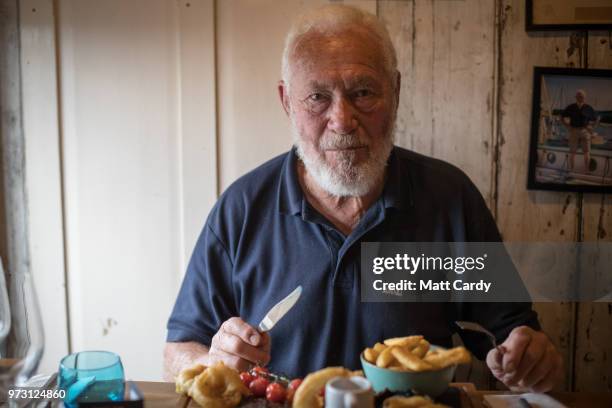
[
  {"x1": 562, "y1": 103, "x2": 596, "y2": 128},
  {"x1": 166, "y1": 146, "x2": 539, "y2": 378}
]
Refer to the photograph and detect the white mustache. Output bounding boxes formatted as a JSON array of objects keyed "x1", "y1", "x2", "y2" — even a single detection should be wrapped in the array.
[{"x1": 319, "y1": 134, "x2": 368, "y2": 150}]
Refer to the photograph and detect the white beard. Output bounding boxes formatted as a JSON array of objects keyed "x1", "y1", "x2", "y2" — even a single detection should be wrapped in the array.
[{"x1": 291, "y1": 116, "x2": 395, "y2": 197}]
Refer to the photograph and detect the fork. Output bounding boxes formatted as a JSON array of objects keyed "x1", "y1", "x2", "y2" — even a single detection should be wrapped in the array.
[{"x1": 455, "y1": 321, "x2": 505, "y2": 355}]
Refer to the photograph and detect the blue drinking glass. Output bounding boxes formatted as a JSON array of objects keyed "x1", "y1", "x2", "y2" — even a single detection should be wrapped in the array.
[{"x1": 59, "y1": 351, "x2": 125, "y2": 406}]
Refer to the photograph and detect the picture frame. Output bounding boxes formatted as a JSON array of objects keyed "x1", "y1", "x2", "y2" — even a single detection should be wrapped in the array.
[
  {"x1": 528, "y1": 67, "x2": 612, "y2": 193},
  {"x1": 526, "y1": 0, "x2": 612, "y2": 31}
]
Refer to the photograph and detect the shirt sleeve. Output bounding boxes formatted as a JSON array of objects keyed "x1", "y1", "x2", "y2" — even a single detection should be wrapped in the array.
[
  {"x1": 456, "y1": 177, "x2": 541, "y2": 360},
  {"x1": 166, "y1": 223, "x2": 237, "y2": 346}
]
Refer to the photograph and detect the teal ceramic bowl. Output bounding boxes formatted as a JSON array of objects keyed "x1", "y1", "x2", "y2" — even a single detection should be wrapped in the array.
[{"x1": 360, "y1": 349, "x2": 456, "y2": 397}]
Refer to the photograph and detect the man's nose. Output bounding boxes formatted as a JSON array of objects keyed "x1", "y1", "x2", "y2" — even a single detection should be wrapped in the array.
[{"x1": 328, "y1": 97, "x2": 358, "y2": 134}]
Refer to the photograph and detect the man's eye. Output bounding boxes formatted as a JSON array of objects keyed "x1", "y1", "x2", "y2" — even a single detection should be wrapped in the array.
[
  {"x1": 354, "y1": 89, "x2": 372, "y2": 98},
  {"x1": 308, "y1": 93, "x2": 326, "y2": 102}
]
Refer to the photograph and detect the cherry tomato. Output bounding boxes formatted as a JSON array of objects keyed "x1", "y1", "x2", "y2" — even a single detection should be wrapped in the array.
[
  {"x1": 239, "y1": 372, "x2": 255, "y2": 387},
  {"x1": 252, "y1": 366, "x2": 269, "y2": 377},
  {"x1": 266, "y1": 382, "x2": 286, "y2": 403},
  {"x1": 249, "y1": 377, "x2": 270, "y2": 397},
  {"x1": 288, "y1": 378, "x2": 302, "y2": 391},
  {"x1": 286, "y1": 387, "x2": 296, "y2": 403}
]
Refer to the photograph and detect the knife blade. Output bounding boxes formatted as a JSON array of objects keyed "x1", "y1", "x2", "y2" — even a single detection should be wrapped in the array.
[{"x1": 258, "y1": 286, "x2": 302, "y2": 332}]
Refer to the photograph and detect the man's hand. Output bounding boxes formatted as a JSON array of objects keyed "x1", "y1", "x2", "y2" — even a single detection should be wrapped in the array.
[
  {"x1": 208, "y1": 317, "x2": 271, "y2": 372},
  {"x1": 486, "y1": 326, "x2": 563, "y2": 392}
]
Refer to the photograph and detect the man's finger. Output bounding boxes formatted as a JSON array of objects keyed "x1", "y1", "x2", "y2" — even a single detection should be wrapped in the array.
[
  {"x1": 217, "y1": 331, "x2": 270, "y2": 365},
  {"x1": 260, "y1": 332, "x2": 270, "y2": 346},
  {"x1": 486, "y1": 347, "x2": 504, "y2": 378},
  {"x1": 261, "y1": 332, "x2": 271, "y2": 353},
  {"x1": 222, "y1": 317, "x2": 263, "y2": 346},
  {"x1": 208, "y1": 347, "x2": 251, "y2": 372},
  {"x1": 502, "y1": 326, "x2": 533, "y2": 374}
]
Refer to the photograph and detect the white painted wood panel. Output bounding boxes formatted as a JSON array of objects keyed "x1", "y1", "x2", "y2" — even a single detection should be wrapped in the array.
[
  {"x1": 56, "y1": 0, "x2": 216, "y2": 380},
  {"x1": 177, "y1": 0, "x2": 218, "y2": 262},
  {"x1": 19, "y1": 0, "x2": 69, "y2": 375}
]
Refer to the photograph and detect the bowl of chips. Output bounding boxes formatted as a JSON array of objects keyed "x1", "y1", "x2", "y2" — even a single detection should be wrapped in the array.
[{"x1": 360, "y1": 335, "x2": 471, "y2": 397}]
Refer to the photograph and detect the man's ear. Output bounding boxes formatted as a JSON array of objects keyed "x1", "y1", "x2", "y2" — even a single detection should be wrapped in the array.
[{"x1": 278, "y1": 80, "x2": 291, "y2": 116}]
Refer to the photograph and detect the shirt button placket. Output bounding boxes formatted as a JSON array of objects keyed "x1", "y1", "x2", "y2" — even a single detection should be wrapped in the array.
[
  {"x1": 322, "y1": 228, "x2": 340, "y2": 284},
  {"x1": 327, "y1": 229, "x2": 353, "y2": 288}
]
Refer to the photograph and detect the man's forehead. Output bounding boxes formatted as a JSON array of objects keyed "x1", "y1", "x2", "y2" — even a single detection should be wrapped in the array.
[
  {"x1": 289, "y1": 31, "x2": 384, "y2": 85},
  {"x1": 304, "y1": 74, "x2": 382, "y2": 90},
  {"x1": 290, "y1": 29, "x2": 386, "y2": 72}
]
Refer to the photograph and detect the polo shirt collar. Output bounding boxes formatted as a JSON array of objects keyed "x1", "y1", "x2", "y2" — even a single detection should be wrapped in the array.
[
  {"x1": 382, "y1": 147, "x2": 414, "y2": 210},
  {"x1": 277, "y1": 145, "x2": 413, "y2": 216},
  {"x1": 277, "y1": 146, "x2": 303, "y2": 215}
]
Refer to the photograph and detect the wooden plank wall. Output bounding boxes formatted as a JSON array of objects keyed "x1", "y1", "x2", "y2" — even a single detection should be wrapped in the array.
[
  {"x1": 2, "y1": 0, "x2": 609, "y2": 389},
  {"x1": 497, "y1": 0, "x2": 581, "y2": 391},
  {"x1": 378, "y1": 0, "x2": 611, "y2": 392},
  {"x1": 378, "y1": 0, "x2": 496, "y2": 203},
  {"x1": 0, "y1": 161, "x2": 6, "y2": 266},
  {"x1": 574, "y1": 29, "x2": 612, "y2": 392}
]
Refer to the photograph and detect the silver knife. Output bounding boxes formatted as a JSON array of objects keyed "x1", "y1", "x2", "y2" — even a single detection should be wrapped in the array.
[{"x1": 258, "y1": 286, "x2": 302, "y2": 332}]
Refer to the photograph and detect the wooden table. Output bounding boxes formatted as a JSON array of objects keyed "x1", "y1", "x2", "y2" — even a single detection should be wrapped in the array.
[{"x1": 135, "y1": 381, "x2": 612, "y2": 408}]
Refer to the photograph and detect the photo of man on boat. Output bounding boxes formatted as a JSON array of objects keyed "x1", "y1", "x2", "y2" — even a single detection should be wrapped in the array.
[
  {"x1": 561, "y1": 89, "x2": 597, "y2": 173},
  {"x1": 532, "y1": 70, "x2": 612, "y2": 188}
]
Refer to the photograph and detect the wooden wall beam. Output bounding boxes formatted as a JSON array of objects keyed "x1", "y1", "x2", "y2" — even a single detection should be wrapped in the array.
[
  {"x1": 0, "y1": 0, "x2": 30, "y2": 280},
  {"x1": 0, "y1": 0, "x2": 34, "y2": 357},
  {"x1": 0, "y1": 0, "x2": 12, "y2": 268}
]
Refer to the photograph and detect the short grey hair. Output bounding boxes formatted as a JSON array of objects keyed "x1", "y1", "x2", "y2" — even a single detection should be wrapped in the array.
[{"x1": 281, "y1": 4, "x2": 398, "y2": 93}]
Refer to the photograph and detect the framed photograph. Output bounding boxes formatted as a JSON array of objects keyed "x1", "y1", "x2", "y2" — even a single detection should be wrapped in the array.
[
  {"x1": 526, "y1": 0, "x2": 612, "y2": 31},
  {"x1": 528, "y1": 67, "x2": 612, "y2": 193}
]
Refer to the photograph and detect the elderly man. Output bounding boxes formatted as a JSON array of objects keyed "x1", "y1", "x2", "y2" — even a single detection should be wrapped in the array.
[
  {"x1": 562, "y1": 89, "x2": 597, "y2": 172},
  {"x1": 164, "y1": 5, "x2": 562, "y2": 392}
]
